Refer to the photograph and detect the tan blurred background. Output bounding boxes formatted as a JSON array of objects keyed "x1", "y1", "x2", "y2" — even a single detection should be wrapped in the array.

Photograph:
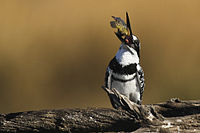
[{"x1": 0, "y1": 0, "x2": 199, "y2": 113}]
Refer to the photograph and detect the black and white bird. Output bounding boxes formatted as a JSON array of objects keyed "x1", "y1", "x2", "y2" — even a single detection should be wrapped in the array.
[{"x1": 105, "y1": 12, "x2": 145, "y2": 109}]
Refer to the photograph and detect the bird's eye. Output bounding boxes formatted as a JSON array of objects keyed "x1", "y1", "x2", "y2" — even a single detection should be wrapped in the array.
[
  {"x1": 135, "y1": 39, "x2": 139, "y2": 44},
  {"x1": 134, "y1": 39, "x2": 140, "y2": 48}
]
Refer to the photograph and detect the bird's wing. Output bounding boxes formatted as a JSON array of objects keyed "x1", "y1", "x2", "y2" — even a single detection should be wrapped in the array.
[
  {"x1": 105, "y1": 67, "x2": 122, "y2": 109},
  {"x1": 105, "y1": 67, "x2": 112, "y2": 89},
  {"x1": 136, "y1": 64, "x2": 145, "y2": 102}
]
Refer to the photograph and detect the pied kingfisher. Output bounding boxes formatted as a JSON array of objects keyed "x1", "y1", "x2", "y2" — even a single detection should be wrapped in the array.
[{"x1": 105, "y1": 12, "x2": 145, "y2": 109}]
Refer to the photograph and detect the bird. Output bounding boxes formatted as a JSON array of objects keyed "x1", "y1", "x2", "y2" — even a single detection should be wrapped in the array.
[{"x1": 105, "y1": 12, "x2": 145, "y2": 109}]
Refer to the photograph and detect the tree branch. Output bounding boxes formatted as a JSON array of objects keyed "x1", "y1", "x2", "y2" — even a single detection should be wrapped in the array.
[{"x1": 0, "y1": 87, "x2": 199, "y2": 132}]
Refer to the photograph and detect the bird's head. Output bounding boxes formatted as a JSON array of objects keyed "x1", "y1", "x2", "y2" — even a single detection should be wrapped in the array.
[{"x1": 124, "y1": 34, "x2": 140, "y2": 58}]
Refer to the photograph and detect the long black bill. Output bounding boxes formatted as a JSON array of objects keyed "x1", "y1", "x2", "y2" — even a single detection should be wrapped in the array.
[
  {"x1": 114, "y1": 32, "x2": 125, "y2": 43},
  {"x1": 126, "y1": 12, "x2": 133, "y2": 37}
]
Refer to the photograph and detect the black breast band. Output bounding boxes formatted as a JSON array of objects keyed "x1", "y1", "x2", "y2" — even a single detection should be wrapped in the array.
[
  {"x1": 112, "y1": 75, "x2": 136, "y2": 82},
  {"x1": 109, "y1": 57, "x2": 137, "y2": 75}
]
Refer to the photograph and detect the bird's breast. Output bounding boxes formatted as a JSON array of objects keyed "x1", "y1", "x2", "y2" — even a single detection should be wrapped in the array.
[
  {"x1": 112, "y1": 72, "x2": 136, "y2": 81},
  {"x1": 109, "y1": 58, "x2": 137, "y2": 75},
  {"x1": 116, "y1": 49, "x2": 139, "y2": 66},
  {"x1": 111, "y1": 78, "x2": 140, "y2": 102}
]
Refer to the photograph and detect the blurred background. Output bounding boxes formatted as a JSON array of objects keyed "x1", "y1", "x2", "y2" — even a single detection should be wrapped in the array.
[{"x1": 0, "y1": 0, "x2": 199, "y2": 113}]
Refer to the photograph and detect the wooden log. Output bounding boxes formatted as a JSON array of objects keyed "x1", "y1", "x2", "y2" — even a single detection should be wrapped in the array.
[{"x1": 0, "y1": 87, "x2": 199, "y2": 132}]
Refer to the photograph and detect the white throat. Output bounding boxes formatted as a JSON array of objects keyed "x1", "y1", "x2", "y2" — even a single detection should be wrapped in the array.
[{"x1": 115, "y1": 44, "x2": 139, "y2": 66}]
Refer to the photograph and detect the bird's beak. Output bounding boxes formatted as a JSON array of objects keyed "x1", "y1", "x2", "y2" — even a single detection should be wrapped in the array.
[
  {"x1": 114, "y1": 32, "x2": 125, "y2": 43},
  {"x1": 111, "y1": 12, "x2": 134, "y2": 45},
  {"x1": 126, "y1": 12, "x2": 133, "y2": 38},
  {"x1": 124, "y1": 12, "x2": 134, "y2": 46}
]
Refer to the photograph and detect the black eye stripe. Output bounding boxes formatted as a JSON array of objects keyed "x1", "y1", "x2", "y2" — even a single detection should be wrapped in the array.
[{"x1": 134, "y1": 39, "x2": 139, "y2": 44}]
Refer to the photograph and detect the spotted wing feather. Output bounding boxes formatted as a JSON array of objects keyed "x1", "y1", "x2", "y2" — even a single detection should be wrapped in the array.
[{"x1": 136, "y1": 64, "x2": 145, "y2": 103}]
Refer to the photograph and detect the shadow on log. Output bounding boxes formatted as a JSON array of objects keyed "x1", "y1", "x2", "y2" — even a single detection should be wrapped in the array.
[{"x1": 0, "y1": 87, "x2": 199, "y2": 132}]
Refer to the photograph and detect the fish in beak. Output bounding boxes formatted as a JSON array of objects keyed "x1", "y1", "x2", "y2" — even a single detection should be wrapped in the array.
[{"x1": 110, "y1": 12, "x2": 134, "y2": 45}]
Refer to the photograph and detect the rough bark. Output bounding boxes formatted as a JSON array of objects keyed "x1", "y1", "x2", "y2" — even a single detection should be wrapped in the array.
[{"x1": 0, "y1": 87, "x2": 199, "y2": 132}]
